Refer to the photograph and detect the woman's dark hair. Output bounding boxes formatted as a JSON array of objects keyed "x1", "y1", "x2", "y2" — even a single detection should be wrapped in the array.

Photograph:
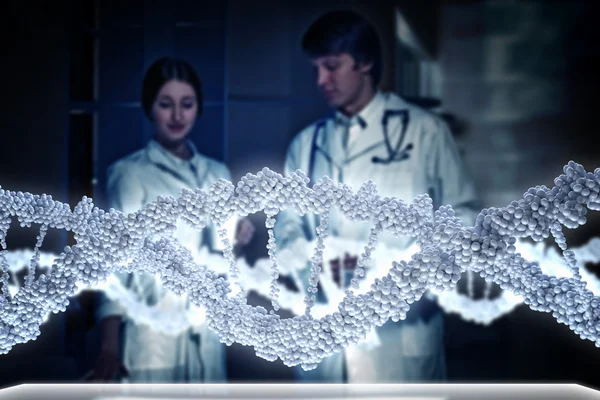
[
  {"x1": 301, "y1": 10, "x2": 382, "y2": 87},
  {"x1": 141, "y1": 57, "x2": 203, "y2": 119}
]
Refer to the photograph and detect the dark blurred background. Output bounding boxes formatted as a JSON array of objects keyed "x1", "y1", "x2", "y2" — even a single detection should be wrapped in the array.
[{"x1": 0, "y1": 0, "x2": 599, "y2": 389}]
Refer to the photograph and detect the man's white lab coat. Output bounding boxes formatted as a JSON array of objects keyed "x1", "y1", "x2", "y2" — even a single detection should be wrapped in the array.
[{"x1": 274, "y1": 91, "x2": 480, "y2": 382}]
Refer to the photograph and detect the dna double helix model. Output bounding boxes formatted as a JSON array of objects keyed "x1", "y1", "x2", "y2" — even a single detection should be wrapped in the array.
[
  {"x1": 1, "y1": 161, "x2": 600, "y2": 370},
  {"x1": 5, "y1": 237, "x2": 600, "y2": 333}
]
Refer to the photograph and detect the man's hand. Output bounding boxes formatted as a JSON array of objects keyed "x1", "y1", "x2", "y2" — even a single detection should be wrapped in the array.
[
  {"x1": 329, "y1": 258, "x2": 342, "y2": 286},
  {"x1": 342, "y1": 253, "x2": 358, "y2": 270},
  {"x1": 330, "y1": 253, "x2": 358, "y2": 288}
]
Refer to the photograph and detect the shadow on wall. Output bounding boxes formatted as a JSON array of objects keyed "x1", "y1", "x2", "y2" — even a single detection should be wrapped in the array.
[
  {"x1": 563, "y1": 4, "x2": 600, "y2": 161},
  {"x1": 557, "y1": 3, "x2": 600, "y2": 248}
]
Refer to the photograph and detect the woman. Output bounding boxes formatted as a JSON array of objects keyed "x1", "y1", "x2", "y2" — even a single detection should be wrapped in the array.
[{"x1": 88, "y1": 57, "x2": 253, "y2": 382}]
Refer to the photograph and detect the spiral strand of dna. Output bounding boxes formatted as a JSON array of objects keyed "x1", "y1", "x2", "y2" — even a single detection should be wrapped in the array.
[
  {"x1": 1, "y1": 161, "x2": 600, "y2": 371},
  {"x1": 4, "y1": 235, "x2": 599, "y2": 333}
]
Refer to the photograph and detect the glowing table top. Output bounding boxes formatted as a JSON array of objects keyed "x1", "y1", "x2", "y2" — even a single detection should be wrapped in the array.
[{"x1": 0, "y1": 383, "x2": 598, "y2": 400}]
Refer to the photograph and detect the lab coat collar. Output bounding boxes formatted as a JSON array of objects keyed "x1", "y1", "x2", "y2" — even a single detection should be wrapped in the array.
[
  {"x1": 384, "y1": 92, "x2": 411, "y2": 112},
  {"x1": 145, "y1": 139, "x2": 208, "y2": 186},
  {"x1": 359, "y1": 90, "x2": 386, "y2": 128},
  {"x1": 334, "y1": 91, "x2": 386, "y2": 130},
  {"x1": 342, "y1": 91, "x2": 405, "y2": 163},
  {"x1": 146, "y1": 138, "x2": 198, "y2": 167}
]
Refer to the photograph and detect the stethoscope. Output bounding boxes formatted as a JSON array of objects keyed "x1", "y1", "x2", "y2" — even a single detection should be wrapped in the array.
[{"x1": 308, "y1": 109, "x2": 414, "y2": 181}]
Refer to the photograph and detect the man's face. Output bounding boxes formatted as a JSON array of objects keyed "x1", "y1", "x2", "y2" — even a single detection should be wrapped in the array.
[{"x1": 311, "y1": 53, "x2": 371, "y2": 110}]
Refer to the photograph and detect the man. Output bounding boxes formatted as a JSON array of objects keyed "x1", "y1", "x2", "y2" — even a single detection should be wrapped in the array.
[{"x1": 274, "y1": 10, "x2": 480, "y2": 382}]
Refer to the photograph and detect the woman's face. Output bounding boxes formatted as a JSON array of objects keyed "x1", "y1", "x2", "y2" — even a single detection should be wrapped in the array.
[{"x1": 151, "y1": 79, "x2": 198, "y2": 143}]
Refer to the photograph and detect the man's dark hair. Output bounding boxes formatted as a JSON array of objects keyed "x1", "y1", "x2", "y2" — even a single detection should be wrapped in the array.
[
  {"x1": 141, "y1": 57, "x2": 203, "y2": 119},
  {"x1": 301, "y1": 10, "x2": 382, "y2": 87}
]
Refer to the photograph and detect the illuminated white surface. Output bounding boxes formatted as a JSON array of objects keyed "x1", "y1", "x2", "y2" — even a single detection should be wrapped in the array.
[
  {"x1": 0, "y1": 384, "x2": 598, "y2": 400},
  {"x1": 94, "y1": 397, "x2": 444, "y2": 400}
]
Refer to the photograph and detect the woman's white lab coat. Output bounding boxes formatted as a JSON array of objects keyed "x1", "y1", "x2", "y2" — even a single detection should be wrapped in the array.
[
  {"x1": 274, "y1": 91, "x2": 480, "y2": 382},
  {"x1": 95, "y1": 139, "x2": 234, "y2": 382}
]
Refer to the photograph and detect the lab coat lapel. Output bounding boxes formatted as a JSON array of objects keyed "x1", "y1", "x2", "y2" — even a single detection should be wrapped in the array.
[
  {"x1": 320, "y1": 119, "x2": 347, "y2": 173},
  {"x1": 145, "y1": 140, "x2": 203, "y2": 189},
  {"x1": 344, "y1": 125, "x2": 385, "y2": 164},
  {"x1": 187, "y1": 142, "x2": 211, "y2": 189},
  {"x1": 343, "y1": 92, "x2": 390, "y2": 164},
  {"x1": 345, "y1": 93, "x2": 412, "y2": 165},
  {"x1": 313, "y1": 93, "x2": 414, "y2": 181}
]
